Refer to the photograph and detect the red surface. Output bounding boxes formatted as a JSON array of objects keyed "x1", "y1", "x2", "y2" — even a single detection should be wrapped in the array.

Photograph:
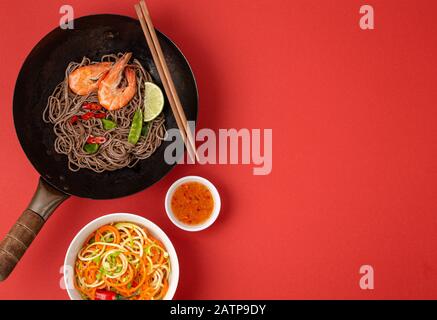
[{"x1": 0, "y1": 0, "x2": 436, "y2": 299}]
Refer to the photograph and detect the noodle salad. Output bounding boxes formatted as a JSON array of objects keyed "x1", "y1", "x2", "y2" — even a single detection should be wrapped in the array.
[{"x1": 74, "y1": 222, "x2": 171, "y2": 300}]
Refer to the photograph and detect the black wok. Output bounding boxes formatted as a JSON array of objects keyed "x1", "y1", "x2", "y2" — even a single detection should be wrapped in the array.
[{"x1": 0, "y1": 14, "x2": 198, "y2": 280}]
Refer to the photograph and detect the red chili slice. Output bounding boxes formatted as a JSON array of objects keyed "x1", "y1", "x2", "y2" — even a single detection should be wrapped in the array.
[
  {"x1": 81, "y1": 111, "x2": 106, "y2": 121},
  {"x1": 94, "y1": 289, "x2": 117, "y2": 300},
  {"x1": 94, "y1": 136, "x2": 107, "y2": 144},
  {"x1": 81, "y1": 112, "x2": 95, "y2": 121},
  {"x1": 93, "y1": 112, "x2": 106, "y2": 119},
  {"x1": 86, "y1": 135, "x2": 96, "y2": 144},
  {"x1": 86, "y1": 135, "x2": 106, "y2": 144},
  {"x1": 83, "y1": 102, "x2": 102, "y2": 111},
  {"x1": 70, "y1": 115, "x2": 79, "y2": 124}
]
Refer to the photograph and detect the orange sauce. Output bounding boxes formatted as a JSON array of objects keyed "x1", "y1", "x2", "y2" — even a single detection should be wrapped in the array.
[{"x1": 171, "y1": 182, "x2": 214, "y2": 226}]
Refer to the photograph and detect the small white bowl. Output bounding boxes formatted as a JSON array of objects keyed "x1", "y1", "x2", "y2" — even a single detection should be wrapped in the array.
[
  {"x1": 165, "y1": 176, "x2": 221, "y2": 232},
  {"x1": 63, "y1": 213, "x2": 179, "y2": 300}
]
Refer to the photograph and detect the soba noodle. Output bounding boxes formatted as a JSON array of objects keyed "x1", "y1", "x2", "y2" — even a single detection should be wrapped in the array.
[{"x1": 43, "y1": 54, "x2": 166, "y2": 173}]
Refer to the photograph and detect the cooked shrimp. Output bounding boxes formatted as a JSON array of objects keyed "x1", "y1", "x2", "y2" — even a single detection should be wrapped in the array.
[
  {"x1": 68, "y1": 62, "x2": 112, "y2": 96},
  {"x1": 98, "y1": 53, "x2": 137, "y2": 111}
]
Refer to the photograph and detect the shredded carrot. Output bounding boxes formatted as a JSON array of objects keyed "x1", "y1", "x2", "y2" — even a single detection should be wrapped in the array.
[{"x1": 95, "y1": 225, "x2": 121, "y2": 243}]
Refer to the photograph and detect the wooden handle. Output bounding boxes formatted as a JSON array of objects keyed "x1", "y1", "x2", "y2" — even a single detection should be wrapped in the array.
[
  {"x1": 0, "y1": 178, "x2": 69, "y2": 281},
  {"x1": 0, "y1": 210, "x2": 45, "y2": 281}
]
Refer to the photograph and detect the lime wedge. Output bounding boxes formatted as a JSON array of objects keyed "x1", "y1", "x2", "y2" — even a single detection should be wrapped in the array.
[{"x1": 143, "y1": 82, "x2": 164, "y2": 122}]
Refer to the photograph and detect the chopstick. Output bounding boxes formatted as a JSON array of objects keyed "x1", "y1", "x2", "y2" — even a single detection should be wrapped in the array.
[{"x1": 135, "y1": 1, "x2": 198, "y2": 162}]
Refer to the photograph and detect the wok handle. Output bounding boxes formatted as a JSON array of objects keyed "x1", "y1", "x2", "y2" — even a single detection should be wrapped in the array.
[{"x1": 0, "y1": 178, "x2": 69, "y2": 281}]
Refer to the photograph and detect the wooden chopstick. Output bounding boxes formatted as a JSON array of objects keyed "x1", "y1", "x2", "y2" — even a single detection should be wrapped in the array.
[{"x1": 135, "y1": 1, "x2": 198, "y2": 162}]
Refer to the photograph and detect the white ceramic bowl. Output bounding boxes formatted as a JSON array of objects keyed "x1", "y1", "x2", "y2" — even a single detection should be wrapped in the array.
[
  {"x1": 165, "y1": 176, "x2": 221, "y2": 232},
  {"x1": 63, "y1": 213, "x2": 179, "y2": 300}
]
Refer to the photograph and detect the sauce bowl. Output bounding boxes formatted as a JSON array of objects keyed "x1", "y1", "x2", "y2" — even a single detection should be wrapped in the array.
[{"x1": 165, "y1": 176, "x2": 221, "y2": 232}]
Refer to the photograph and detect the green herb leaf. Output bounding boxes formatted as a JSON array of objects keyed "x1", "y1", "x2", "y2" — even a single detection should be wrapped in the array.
[
  {"x1": 92, "y1": 256, "x2": 101, "y2": 264},
  {"x1": 145, "y1": 245, "x2": 152, "y2": 256},
  {"x1": 101, "y1": 118, "x2": 117, "y2": 130},
  {"x1": 141, "y1": 122, "x2": 150, "y2": 137},
  {"x1": 84, "y1": 143, "x2": 99, "y2": 154}
]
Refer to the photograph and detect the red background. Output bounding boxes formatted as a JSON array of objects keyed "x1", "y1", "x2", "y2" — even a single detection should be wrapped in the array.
[{"x1": 0, "y1": 0, "x2": 436, "y2": 299}]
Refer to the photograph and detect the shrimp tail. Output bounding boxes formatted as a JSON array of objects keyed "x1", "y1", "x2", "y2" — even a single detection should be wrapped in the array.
[
  {"x1": 98, "y1": 53, "x2": 137, "y2": 111},
  {"x1": 102, "y1": 53, "x2": 132, "y2": 85}
]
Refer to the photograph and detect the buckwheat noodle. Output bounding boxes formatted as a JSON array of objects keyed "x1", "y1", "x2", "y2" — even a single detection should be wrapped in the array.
[{"x1": 43, "y1": 54, "x2": 166, "y2": 173}]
